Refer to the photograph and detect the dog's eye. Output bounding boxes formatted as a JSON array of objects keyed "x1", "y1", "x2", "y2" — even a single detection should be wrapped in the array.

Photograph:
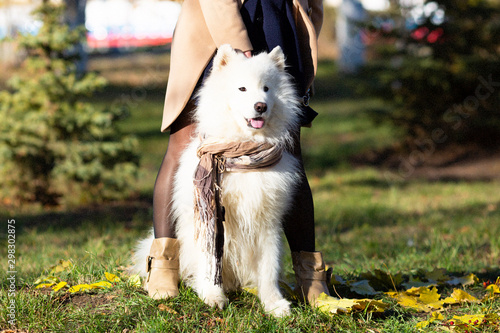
[
  {"x1": 263, "y1": 86, "x2": 269, "y2": 92},
  {"x1": 239, "y1": 87, "x2": 247, "y2": 92}
]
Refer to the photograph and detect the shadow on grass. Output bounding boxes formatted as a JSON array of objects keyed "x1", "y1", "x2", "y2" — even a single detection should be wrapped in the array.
[
  {"x1": 316, "y1": 199, "x2": 500, "y2": 233},
  {"x1": 6, "y1": 198, "x2": 496, "y2": 239},
  {"x1": 1, "y1": 199, "x2": 153, "y2": 236}
]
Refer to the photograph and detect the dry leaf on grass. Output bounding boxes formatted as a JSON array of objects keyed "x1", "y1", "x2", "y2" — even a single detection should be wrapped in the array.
[
  {"x1": 415, "y1": 311, "x2": 444, "y2": 329},
  {"x1": 349, "y1": 280, "x2": 379, "y2": 296},
  {"x1": 34, "y1": 262, "x2": 122, "y2": 294},
  {"x1": 452, "y1": 313, "x2": 498, "y2": 326},
  {"x1": 158, "y1": 303, "x2": 179, "y2": 315},
  {"x1": 387, "y1": 286, "x2": 480, "y2": 313},
  {"x1": 315, "y1": 293, "x2": 389, "y2": 315},
  {"x1": 105, "y1": 272, "x2": 121, "y2": 283},
  {"x1": 49, "y1": 260, "x2": 73, "y2": 274},
  {"x1": 446, "y1": 273, "x2": 479, "y2": 287}
]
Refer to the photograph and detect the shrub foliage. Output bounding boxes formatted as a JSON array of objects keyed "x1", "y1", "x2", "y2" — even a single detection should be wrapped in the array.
[
  {"x1": 366, "y1": 0, "x2": 500, "y2": 151},
  {"x1": 0, "y1": 2, "x2": 139, "y2": 206}
]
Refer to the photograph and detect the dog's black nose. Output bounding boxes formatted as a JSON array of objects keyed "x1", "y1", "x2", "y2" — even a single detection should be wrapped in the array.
[{"x1": 254, "y1": 102, "x2": 267, "y2": 114}]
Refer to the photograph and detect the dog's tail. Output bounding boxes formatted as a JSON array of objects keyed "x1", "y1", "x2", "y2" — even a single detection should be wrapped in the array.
[{"x1": 129, "y1": 230, "x2": 154, "y2": 278}]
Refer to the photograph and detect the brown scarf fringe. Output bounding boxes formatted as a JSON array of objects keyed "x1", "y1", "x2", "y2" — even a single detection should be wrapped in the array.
[{"x1": 193, "y1": 138, "x2": 284, "y2": 285}]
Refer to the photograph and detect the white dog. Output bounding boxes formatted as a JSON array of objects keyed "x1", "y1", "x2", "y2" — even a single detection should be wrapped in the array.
[{"x1": 136, "y1": 45, "x2": 301, "y2": 317}]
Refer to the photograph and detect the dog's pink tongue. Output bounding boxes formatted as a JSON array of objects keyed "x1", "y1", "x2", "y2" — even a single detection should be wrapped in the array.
[{"x1": 250, "y1": 118, "x2": 265, "y2": 129}]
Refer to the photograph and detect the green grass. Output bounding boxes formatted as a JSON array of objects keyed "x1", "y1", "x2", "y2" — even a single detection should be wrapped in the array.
[{"x1": 1, "y1": 55, "x2": 499, "y2": 332}]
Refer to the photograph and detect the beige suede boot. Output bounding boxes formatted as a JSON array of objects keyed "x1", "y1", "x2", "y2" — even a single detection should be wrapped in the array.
[
  {"x1": 146, "y1": 237, "x2": 180, "y2": 299},
  {"x1": 292, "y1": 251, "x2": 331, "y2": 306}
]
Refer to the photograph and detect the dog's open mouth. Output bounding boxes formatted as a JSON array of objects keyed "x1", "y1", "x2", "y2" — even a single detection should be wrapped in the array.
[{"x1": 246, "y1": 117, "x2": 265, "y2": 129}]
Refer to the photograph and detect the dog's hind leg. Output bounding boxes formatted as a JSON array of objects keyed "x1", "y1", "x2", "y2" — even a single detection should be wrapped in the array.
[{"x1": 256, "y1": 231, "x2": 291, "y2": 317}]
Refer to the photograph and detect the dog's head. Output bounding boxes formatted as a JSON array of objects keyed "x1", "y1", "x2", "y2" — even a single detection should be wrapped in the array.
[{"x1": 195, "y1": 45, "x2": 300, "y2": 144}]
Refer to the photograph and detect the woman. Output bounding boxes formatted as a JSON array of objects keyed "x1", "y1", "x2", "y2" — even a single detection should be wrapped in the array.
[{"x1": 146, "y1": 0, "x2": 330, "y2": 305}]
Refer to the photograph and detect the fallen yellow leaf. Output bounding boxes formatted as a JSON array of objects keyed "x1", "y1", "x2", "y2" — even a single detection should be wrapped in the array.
[
  {"x1": 452, "y1": 313, "x2": 485, "y2": 326},
  {"x1": 419, "y1": 287, "x2": 445, "y2": 310},
  {"x1": 50, "y1": 260, "x2": 73, "y2": 275},
  {"x1": 68, "y1": 284, "x2": 92, "y2": 293},
  {"x1": 430, "y1": 311, "x2": 444, "y2": 320},
  {"x1": 415, "y1": 320, "x2": 431, "y2": 329},
  {"x1": 316, "y1": 293, "x2": 358, "y2": 314},
  {"x1": 35, "y1": 282, "x2": 56, "y2": 289},
  {"x1": 52, "y1": 281, "x2": 68, "y2": 292},
  {"x1": 34, "y1": 276, "x2": 59, "y2": 285},
  {"x1": 68, "y1": 281, "x2": 109, "y2": 292},
  {"x1": 390, "y1": 286, "x2": 445, "y2": 312},
  {"x1": 158, "y1": 303, "x2": 179, "y2": 314},
  {"x1": 450, "y1": 289, "x2": 478, "y2": 303},
  {"x1": 315, "y1": 293, "x2": 389, "y2": 315},
  {"x1": 396, "y1": 293, "x2": 435, "y2": 312},
  {"x1": 418, "y1": 287, "x2": 441, "y2": 304},
  {"x1": 415, "y1": 311, "x2": 444, "y2": 330},
  {"x1": 446, "y1": 273, "x2": 478, "y2": 286},
  {"x1": 405, "y1": 286, "x2": 432, "y2": 296},
  {"x1": 127, "y1": 273, "x2": 142, "y2": 288},
  {"x1": 486, "y1": 284, "x2": 500, "y2": 294},
  {"x1": 353, "y1": 299, "x2": 390, "y2": 313},
  {"x1": 105, "y1": 272, "x2": 121, "y2": 283},
  {"x1": 442, "y1": 296, "x2": 458, "y2": 305},
  {"x1": 90, "y1": 281, "x2": 113, "y2": 289}
]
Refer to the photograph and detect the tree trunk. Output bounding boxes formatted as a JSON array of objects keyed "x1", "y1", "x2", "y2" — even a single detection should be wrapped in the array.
[{"x1": 65, "y1": 0, "x2": 88, "y2": 73}]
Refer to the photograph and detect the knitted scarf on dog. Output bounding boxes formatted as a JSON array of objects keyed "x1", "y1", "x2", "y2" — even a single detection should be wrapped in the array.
[{"x1": 194, "y1": 138, "x2": 284, "y2": 286}]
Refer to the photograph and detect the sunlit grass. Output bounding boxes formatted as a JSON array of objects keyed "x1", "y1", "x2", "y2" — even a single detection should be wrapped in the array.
[
  {"x1": 311, "y1": 168, "x2": 500, "y2": 275},
  {"x1": 1, "y1": 55, "x2": 499, "y2": 332}
]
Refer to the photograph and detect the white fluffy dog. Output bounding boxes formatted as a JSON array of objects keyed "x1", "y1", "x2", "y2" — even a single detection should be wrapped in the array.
[{"x1": 136, "y1": 45, "x2": 301, "y2": 317}]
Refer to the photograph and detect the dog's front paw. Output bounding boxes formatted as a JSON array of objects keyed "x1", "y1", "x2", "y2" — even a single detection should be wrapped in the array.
[
  {"x1": 202, "y1": 290, "x2": 228, "y2": 310},
  {"x1": 263, "y1": 298, "x2": 291, "y2": 317}
]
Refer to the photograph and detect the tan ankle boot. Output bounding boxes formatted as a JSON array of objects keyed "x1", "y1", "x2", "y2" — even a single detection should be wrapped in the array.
[
  {"x1": 292, "y1": 251, "x2": 331, "y2": 306},
  {"x1": 146, "y1": 237, "x2": 180, "y2": 299}
]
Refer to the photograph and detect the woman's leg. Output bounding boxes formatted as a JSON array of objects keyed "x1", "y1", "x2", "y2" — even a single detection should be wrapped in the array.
[
  {"x1": 285, "y1": 129, "x2": 331, "y2": 305},
  {"x1": 283, "y1": 129, "x2": 315, "y2": 252},
  {"x1": 153, "y1": 102, "x2": 196, "y2": 238},
  {"x1": 146, "y1": 102, "x2": 196, "y2": 299}
]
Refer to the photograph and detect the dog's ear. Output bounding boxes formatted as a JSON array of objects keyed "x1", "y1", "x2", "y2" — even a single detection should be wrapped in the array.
[
  {"x1": 213, "y1": 44, "x2": 238, "y2": 71},
  {"x1": 269, "y1": 46, "x2": 286, "y2": 71}
]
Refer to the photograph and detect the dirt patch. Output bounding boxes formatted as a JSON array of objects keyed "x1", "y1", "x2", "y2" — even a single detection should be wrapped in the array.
[
  {"x1": 68, "y1": 293, "x2": 118, "y2": 313},
  {"x1": 32, "y1": 289, "x2": 120, "y2": 315},
  {"x1": 411, "y1": 152, "x2": 500, "y2": 181},
  {"x1": 352, "y1": 144, "x2": 500, "y2": 181}
]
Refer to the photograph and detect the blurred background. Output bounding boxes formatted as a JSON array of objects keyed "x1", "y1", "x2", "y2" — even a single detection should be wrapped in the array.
[{"x1": 1, "y1": 0, "x2": 499, "y2": 208}]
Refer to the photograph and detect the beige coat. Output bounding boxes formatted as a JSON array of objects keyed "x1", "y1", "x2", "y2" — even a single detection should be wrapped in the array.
[{"x1": 161, "y1": 0, "x2": 323, "y2": 132}]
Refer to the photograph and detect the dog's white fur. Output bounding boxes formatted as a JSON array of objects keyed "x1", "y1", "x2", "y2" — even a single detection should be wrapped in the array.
[{"x1": 134, "y1": 45, "x2": 301, "y2": 317}]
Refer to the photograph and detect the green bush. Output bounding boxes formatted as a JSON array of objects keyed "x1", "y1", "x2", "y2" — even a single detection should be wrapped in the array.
[
  {"x1": 0, "y1": 2, "x2": 139, "y2": 206},
  {"x1": 365, "y1": 0, "x2": 500, "y2": 151}
]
